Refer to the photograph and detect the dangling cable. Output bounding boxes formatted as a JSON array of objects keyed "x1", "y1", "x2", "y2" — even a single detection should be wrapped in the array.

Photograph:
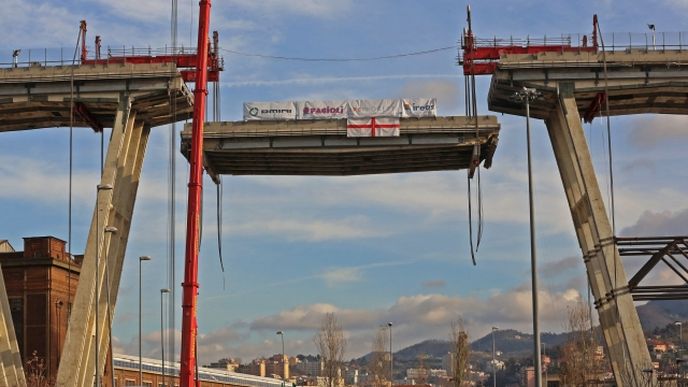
[
  {"x1": 466, "y1": 173, "x2": 476, "y2": 266},
  {"x1": 67, "y1": 24, "x2": 84, "y2": 316},
  {"x1": 216, "y1": 178, "x2": 226, "y2": 290},
  {"x1": 470, "y1": 71, "x2": 485, "y2": 251},
  {"x1": 476, "y1": 165, "x2": 484, "y2": 248}
]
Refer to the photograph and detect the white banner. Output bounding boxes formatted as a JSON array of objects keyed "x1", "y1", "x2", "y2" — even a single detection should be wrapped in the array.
[
  {"x1": 244, "y1": 98, "x2": 437, "y2": 121},
  {"x1": 402, "y1": 98, "x2": 437, "y2": 118},
  {"x1": 347, "y1": 99, "x2": 404, "y2": 118},
  {"x1": 297, "y1": 100, "x2": 349, "y2": 120},
  {"x1": 243, "y1": 101, "x2": 297, "y2": 121},
  {"x1": 346, "y1": 117, "x2": 400, "y2": 137}
]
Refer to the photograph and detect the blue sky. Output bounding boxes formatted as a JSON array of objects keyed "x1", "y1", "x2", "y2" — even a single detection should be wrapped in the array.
[{"x1": 1, "y1": 0, "x2": 688, "y2": 364}]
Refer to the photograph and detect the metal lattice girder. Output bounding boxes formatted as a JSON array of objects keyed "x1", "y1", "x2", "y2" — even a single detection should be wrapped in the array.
[
  {"x1": 0, "y1": 264, "x2": 26, "y2": 387},
  {"x1": 545, "y1": 88, "x2": 653, "y2": 386},
  {"x1": 617, "y1": 236, "x2": 688, "y2": 300},
  {"x1": 56, "y1": 95, "x2": 151, "y2": 387}
]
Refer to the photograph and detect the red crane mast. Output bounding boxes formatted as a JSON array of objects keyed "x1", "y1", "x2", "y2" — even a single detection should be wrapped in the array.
[{"x1": 180, "y1": 0, "x2": 213, "y2": 386}]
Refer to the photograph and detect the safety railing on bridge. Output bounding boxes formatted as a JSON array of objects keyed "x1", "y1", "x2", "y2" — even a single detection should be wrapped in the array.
[
  {"x1": 0, "y1": 45, "x2": 202, "y2": 69},
  {"x1": 459, "y1": 31, "x2": 688, "y2": 75}
]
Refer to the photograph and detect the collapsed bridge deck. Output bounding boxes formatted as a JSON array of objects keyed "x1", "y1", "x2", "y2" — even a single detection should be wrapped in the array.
[
  {"x1": 0, "y1": 63, "x2": 193, "y2": 132},
  {"x1": 181, "y1": 116, "x2": 500, "y2": 179}
]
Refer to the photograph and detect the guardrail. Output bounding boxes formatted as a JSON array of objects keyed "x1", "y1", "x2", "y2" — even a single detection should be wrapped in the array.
[
  {"x1": 0, "y1": 45, "x2": 198, "y2": 68},
  {"x1": 460, "y1": 31, "x2": 688, "y2": 61}
]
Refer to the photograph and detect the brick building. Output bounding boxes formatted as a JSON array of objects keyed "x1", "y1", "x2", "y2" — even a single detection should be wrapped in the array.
[{"x1": 0, "y1": 236, "x2": 81, "y2": 381}]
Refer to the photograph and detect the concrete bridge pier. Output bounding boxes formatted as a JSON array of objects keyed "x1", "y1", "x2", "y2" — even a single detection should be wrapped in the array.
[
  {"x1": 545, "y1": 86, "x2": 654, "y2": 386},
  {"x1": 56, "y1": 96, "x2": 151, "y2": 387}
]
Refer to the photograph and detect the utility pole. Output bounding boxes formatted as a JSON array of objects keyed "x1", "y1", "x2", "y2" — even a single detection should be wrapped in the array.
[
  {"x1": 492, "y1": 327, "x2": 498, "y2": 387},
  {"x1": 388, "y1": 322, "x2": 393, "y2": 387},
  {"x1": 512, "y1": 86, "x2": 542, "y2": 387}
]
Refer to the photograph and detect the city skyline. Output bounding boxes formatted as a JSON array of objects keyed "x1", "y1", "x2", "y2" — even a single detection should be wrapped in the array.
[{"x1": 1, "y1": 0, "x2": 687, "y2": 365}]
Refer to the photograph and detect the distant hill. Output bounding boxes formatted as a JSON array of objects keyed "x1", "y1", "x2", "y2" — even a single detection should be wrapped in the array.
[
  {"x1": 352, "y1": 300, "x2": 688, "y2": 369},
  {"x1": 393, "y1": 339, "x2": 451, "y2": 362},
  {"x1": 637, "y1": 300, "x2": 688, "y2": 332}
]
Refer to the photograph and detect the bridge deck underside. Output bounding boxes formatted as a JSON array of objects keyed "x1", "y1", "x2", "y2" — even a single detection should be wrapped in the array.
[
  {"x1": 181, "y1": 116, "x2": 500, "y2": 177},
  {"x1": 487, "y1": 49, "x2": 688, "y2": 119},
  {"x1": 0, "y1": 63, "x2": 193, "y2": 131}
]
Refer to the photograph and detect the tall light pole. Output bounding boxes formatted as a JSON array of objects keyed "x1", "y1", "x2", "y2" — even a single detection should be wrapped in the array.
[
  {"x1": 388, "y1": 322, "x2": 393, "y2": 386},
  {"x1": 104, "y1": 225, "x2": 118, "y2": 387},
  {"x1": 512, "y1": 86, "x2": 542, "y2": 387},
  {"x1": 676, "y1": 321, "x2": 683, "y2": 351},
  {"x1": 542, "y1": 342, "x2": 547, "y2": 385},
  {"x1": 95, "y1": 183, "x2": 113, "y2": 387},
  {"x1": 676, "y1": 320, "x2": 683, "y2": 379},
  {"x1": 161, "y1": 288, "x2": 170, "y2": 387},
  {"x1": 139, "y1": 256, "x2": 151, "y2": 384},
  {"x1": 492, "y1": 327, "x2": 498, "y2": 387},
  {"x1": 276, "y1": 331, "x2": 285, "y2": 384}
]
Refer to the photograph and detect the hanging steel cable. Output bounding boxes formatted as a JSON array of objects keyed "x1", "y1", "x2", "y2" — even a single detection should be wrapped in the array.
[
  {"x1": 464, "y1": 6, "x2": 485, "y2": 266},
  {"x1": 67, "y1": 19, "x2": 85, "y2": 319}
]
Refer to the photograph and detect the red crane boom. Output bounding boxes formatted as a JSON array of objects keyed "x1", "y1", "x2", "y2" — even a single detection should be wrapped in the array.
[{"x1": 180, "y1": 0, "x2": 212, "y2": 386}]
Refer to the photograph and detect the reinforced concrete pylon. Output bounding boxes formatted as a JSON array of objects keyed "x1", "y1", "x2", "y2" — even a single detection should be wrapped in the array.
[
  {"x1": 545, "y1": 85, "x2": 653, "y2": 386},
  {"x1": 0, "y1": 264, "x2": 26, "y2": 387},
  {"x1": 56, "y1": 95, "x2": 151, "y2": 387}
]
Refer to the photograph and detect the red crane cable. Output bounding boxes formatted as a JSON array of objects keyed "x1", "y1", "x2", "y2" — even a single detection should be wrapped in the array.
[{"x1": 179, "y1": 0, "x2": 212, "y2": 386}]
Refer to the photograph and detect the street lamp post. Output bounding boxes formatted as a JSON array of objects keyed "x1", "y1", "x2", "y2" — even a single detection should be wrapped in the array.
[
  {"x1": 492, "y1": 327, "x2": 498, "y2": 387},
  {"x1": 542, "y1": 342, "x2": 547, "y2": 385},
  {"x1": 388, "y1": 322, "x2": 393, "y2": 387},
  {"x1": 676, "y1": 321, "x2": 683, "y2": 380},
  {"x1": 161, "y1": 288, "x2": 170, "y2": 387},
  {"x1": 104, "y1": 225, "x2": 118, "y2": 387},
  {"x1": 512, "y1": 87, "x2": 543, "y2": 387},
  {"x1": 95, "y1": 183, "x2": 113, "y2": 387},
  {"x1": 139, "y1": 256, "x2": 151, "y2": 384},
  {"x1": 55, "y1": 300, "x2": 63, "y2": 366},
  {"x1": 276, "y1": 331, "x2": 285, "y2": 384},
  {"x1": 677, "y1": 321, "x2": 683, "y2": 351}
]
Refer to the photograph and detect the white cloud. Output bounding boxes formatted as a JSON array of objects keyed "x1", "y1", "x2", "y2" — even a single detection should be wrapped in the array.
[
  {"x1": 664, "y1": 0, "x2": 688, "y2": 11},
  {"x1": 228, "y1": 0, "x2": 353, "y2": 18},
  {"x1": 245, "y1": 286, "x2": 584, "y2": 357},
  {"x1": 321, "y1": 267, "x2": 363, "y2": 287},
  {"x1": 628, "y1": 115, "x2": 688, "y2": 149},
  {"x1": 91, "y1": 0, "x2": 170, "y2": 23},
  {"x1": 0, "y1": 0, "x2": 76, "y2": 47},
  {"x1": 222, "y1": 74, "x2": 458, "y2": 88},
  {"x1": 230, "y1": 215, "x2": 389, "y2": 242}
]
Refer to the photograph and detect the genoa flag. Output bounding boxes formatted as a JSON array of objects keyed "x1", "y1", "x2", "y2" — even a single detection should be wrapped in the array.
[{"x1": 346, "y1": 117, "x2": 400, "y2": 138}]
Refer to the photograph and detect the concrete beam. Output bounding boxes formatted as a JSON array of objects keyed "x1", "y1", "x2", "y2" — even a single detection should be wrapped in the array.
[
  {"x1": 181, "y1": 116, "x2": 501, "y2": 176},
  {"x1": 0, "y1": 264, "x2": 26, "y2": 387},
  {"x1": 56, "y1": 95, "x2": 151, "y2": 387},
  {"x1": 545, "y1": 90, "x2": 654, "y2": 386}
]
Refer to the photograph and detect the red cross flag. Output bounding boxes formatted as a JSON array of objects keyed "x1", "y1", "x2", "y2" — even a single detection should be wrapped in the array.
[{"x1": 346, "y1": 117, "x2": 400, "y2": 137}]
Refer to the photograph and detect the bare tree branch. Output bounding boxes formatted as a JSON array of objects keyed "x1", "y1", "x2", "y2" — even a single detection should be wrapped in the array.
[{"x1": 314, "y1": 313, "x2": 346, "y2": 387}]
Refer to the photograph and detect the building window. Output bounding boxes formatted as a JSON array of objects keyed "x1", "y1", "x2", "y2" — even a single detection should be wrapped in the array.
[
  {"x1": 124, "y1": 379, "x2": 137, "y2": 386},
  {"x1": 143, "y1": 382, "x2": 153, "y2": 387}
]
